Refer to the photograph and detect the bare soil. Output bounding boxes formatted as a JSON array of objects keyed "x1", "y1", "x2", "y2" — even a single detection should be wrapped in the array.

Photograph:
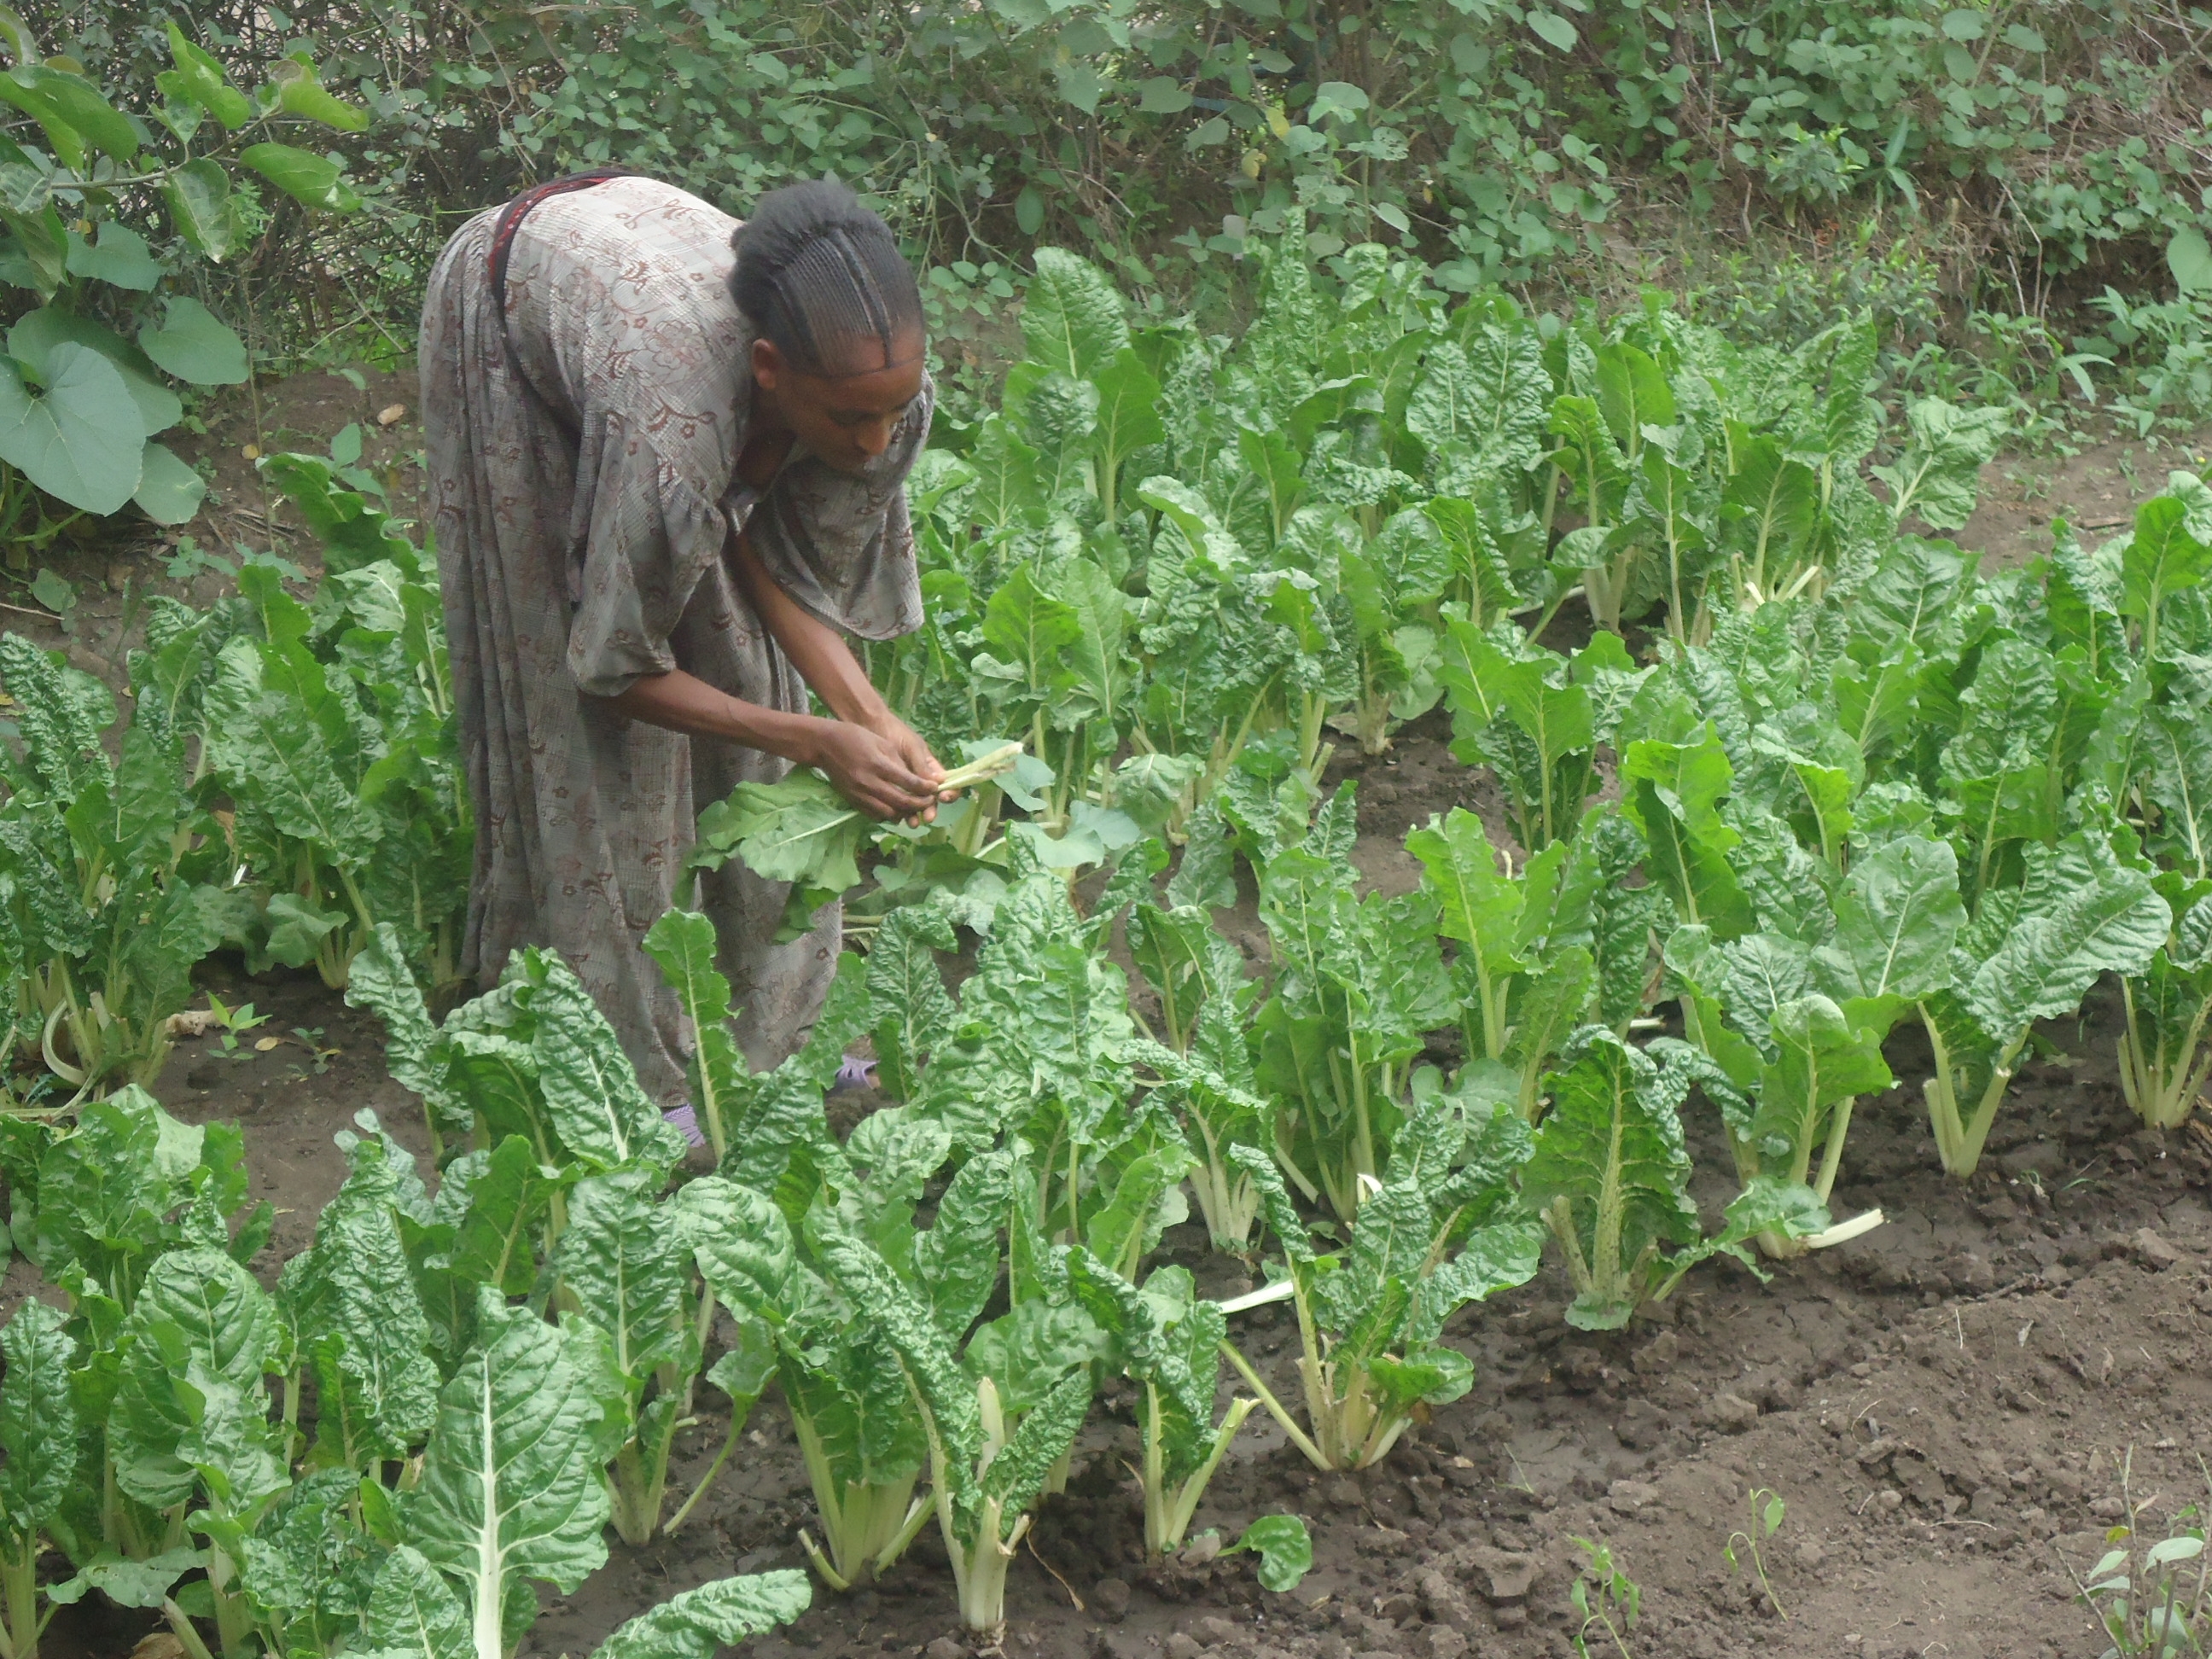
[{"x1": 5, "y1": 381, "x2": 2210, "y2": 1659}]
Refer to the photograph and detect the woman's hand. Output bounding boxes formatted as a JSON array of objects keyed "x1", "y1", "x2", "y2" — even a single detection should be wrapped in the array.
[
  {"x1": 865, "y1": 711, "x2": 952, "y2": 818},
  {"x1": 809, "y1": 719, "x2": 945, "y2": 823}
]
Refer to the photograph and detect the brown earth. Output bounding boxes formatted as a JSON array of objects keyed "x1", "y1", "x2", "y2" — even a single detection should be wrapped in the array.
[{"x1": 5, "y1": 380, "x2": 2211, "y2": 1659}]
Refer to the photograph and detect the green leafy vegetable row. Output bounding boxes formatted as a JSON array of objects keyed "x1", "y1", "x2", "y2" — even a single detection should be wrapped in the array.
[{"x1": 0, "y1": 445, "x2": 467, "y2": 1104}]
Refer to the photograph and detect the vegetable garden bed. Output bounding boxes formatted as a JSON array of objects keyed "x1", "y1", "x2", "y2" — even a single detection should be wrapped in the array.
[
  {"x1": 38, "y1": 728, "x2": 2209, "y2": 1659},
  {"x1": 7, "y1": 231, "x2": 2212, "y2": 1659}
]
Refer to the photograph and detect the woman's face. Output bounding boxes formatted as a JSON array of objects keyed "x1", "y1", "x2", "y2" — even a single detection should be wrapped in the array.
[{"x1": 751, "y1": 333, "x2": 925, "y2": 474}]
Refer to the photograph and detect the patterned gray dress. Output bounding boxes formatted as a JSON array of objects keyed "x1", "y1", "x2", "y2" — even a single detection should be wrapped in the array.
[{"x1": 418, "y1": 175, "x2": 930, "y2": 1101}]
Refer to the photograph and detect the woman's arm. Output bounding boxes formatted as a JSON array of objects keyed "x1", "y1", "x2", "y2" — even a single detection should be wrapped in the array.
[
  {"x1": 604, "y1": 671, "x2": 940, "y2": 821},
  {"x1": 600, "y1": 534, "x2": 945, "y2": 821},
  {"x1": 728, "y1": 532, "x2": 949, "y2": 796}
]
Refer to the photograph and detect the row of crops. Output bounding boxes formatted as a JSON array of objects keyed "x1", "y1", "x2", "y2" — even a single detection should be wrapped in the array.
[{"x1": 3, "y1": 230, "x2": 2212, "y2": 1657}]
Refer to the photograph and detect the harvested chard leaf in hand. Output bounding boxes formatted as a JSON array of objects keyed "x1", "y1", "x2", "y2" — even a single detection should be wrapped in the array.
[{"x1": 690, "y1": 743, "x2": 1024, "y2": 941}]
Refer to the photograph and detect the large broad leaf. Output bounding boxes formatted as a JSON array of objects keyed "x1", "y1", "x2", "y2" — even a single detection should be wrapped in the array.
[
  {"x1": 9, "y1": 306, "x2": 182, "y2": 434},
  {"x1": 158, "y1": 22, "x2": 253, "y2": 129},
  {"x1": 64, "y1": 222, "x2": 162, "y2": 291},
  {"x1": 0, "y1": 1299, "x2": 76, "y2": 1536},
  {"x1": 591, "y1": 1569, "x2": 812, "y2": 1659},
  {"x1": 238, "y1": 143, "x2": 363, "y2": 211},
  {"x1": 405, "y1": 1291, "x2": 612, "y2": 1653},
  {"x1": 269, "y1": 55, "x2": 371, "y2": 132},
  {"x1": 25, "y1": 1087, "x2": 201, "y2": 1293},
  {"x1": 1409, "y1": 325, "x2": 1550, "y2": 483},
  {"x1": 0, "y1": 64, "x2": 137, "y2": 165},
  {"x1": 161, "y1": 157, "x2": 241, "y2": 261},
  {"x1": 1022, "y1": 247, "x2": 1129, "y2": 381},
  {"x1": 446, "y1": 1135, "x2": 559, "y2": 1295},
  {"x1": 133, "y1": 440, "x2": 206, "y2": 524},
  {"x1": 346, "y1": 924, "x2": 457, "y2": 1121},
  {"x1": 140, "y1": 296, "x2": 250, "y2": 385},
  {"x1": 0, "y1": 342, "x2": 143, "y2": 513},
  {"x1": 911, "y1": 1150, "x2": 1014, "y2": 1342}
]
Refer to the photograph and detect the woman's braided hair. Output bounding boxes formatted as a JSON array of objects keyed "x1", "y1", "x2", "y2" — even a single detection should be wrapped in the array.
[{"x1": 729, "y1": 180, "x2": 923, "y2": 376}]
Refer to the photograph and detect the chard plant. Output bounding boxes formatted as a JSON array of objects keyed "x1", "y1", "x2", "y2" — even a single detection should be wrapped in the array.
[
  {"x1": 228, "y1": 451, "x2": 469, "y2": 993},
  {"x1": 346, "y1": 923, "x2": 688, "y2": 1179},
  {"x1": 3, "y1": 1089, "x2": 271, "y2": 1568},
  {"x1": 0, "y1": 633, "x2": 239, "y2": 1100},
  {"x1": 678, "y1": 1144, "x2": 969, "y2": 1592},
  {"x1": 1918, "y1": 830, "x2": 2168, "y2": 1176},
  {"x1": 1659, "y1": 833, "x2": 1962, "y2": 1252},
  {"x1": 2116, "y1": 877, "x2": 2212, "y2": 1130},
  {"x1": 1524, "y1": 1027, "x2": 1829, "y2": 1325},
  {"x1": 1435, "y1": 619, "x2": 1632, "y2": 853},
  {"x1": 1407, "y1": 806, "x2": 1662, "y2": 1124},
  {"x1": 1219, "y1": 1098, "x2": 1542, "y2": 1471},
  {"x1": 811, "y1": 1217, "x2": 1094, "y2": 1633},
  {"x1": 1251, "y1": 838, "x2": 1456, "y2": 1224},
  {"x1": 1063, "y1": 1247, "x2": 1313, "y2": 1579}
]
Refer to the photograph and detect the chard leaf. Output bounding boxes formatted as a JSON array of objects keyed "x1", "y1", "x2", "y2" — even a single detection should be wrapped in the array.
[
  {"x1": 525, "y1": 953, "x2": 684, "y2": 1173},
  {"x1": 590, "y1": 1569, "x2": 812, "y2": 1659},
  {"x1": 281, "y1": 1172, "x2": 439, "y2": 1466},
  {"x1": 808, "y1": 1216, "x2": 981, "y2": 1480},
  {"x1": 361, "y1": 1544, "x2": 470, "y2": 1659},
  {"x1": 1965, "y1": 846, "x2": 2169, "y2": 1042},
  {"x1": 1022, "y1": 247, "x2": 1130, "y2": 381},
  {"x1": 1408, "y1": 806, "x2": 1524, "y2": 985},
  {"x1": 2119, "y1": 492, "x2": 2212, "y2": 648},
  {"x1": 1812, "y1": 835, "x2": 1965, "y2": 1016},
  {"x1": 643, "y1": 905, "x2": 749, "y2": 1141},
  {"x1": 111, "y1": 1247, "x2": 286, "y2": 1509},
  {"x1": 1229, "y1": 1144, "x2": 1314, "y2": 1267},
  {"x1": 676, "y1": 1176, "x2": 797, "y2": 1324},
  {"x1": 1750, "y1": 996, "x2": 1892, "y2": 1167},
  {"x1": 405, "y1": 1291, "x2": 612, "y2": 1650},
  {"x1": 865, "y1": 896, "x2": 959, "y2": 1095},
  {"x1": 556, "y1": 1169, "x2": 689, "y2": 1381},
  {"x1": 977, "y1": 1369, "x2": 1091, "y2": 1520},
  {"x1": 1871, "y1": 398, "x2": 2005, "y2": 530},
  {"x1": 1228, "y1": 1514, "x2": 1313, "y2": 1593},
  {"x1": 911, "y1": 1150, "x2": 1013, "y2": 1344},
  {"x1": 447, "y1": 1135, "x2": 559, "y2": 1295},
  {"x1": 691, "y1": 769, "x2": 865, "y2": 898},
  {"x1": 1621, "y1": 725, "x2": 1753, "y2": 939},
  {"x1": 1365, "y1": 1348, "x2": 1473, "y2": 1412},
  {"x1": 0, "y1": 1299, "x2": 75, "y2": 1536}
]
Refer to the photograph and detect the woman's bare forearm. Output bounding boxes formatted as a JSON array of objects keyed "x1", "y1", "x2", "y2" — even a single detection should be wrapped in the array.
[
  {"x1": 602, "y1": 669, "x2": 833, "y2": 764},
  {"x1": 730, "y1": 533, "x2": 890, "y2": 730}
]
